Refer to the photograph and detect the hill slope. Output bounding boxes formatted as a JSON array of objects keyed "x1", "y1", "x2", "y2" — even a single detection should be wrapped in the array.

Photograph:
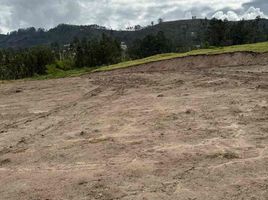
[
  {"x1": 0, "y1": 51, "x2": 267, "y2": 199},
  {"x1": 31, "y1": 41, "x2": 268, "y2": 80},
  {"x1": 1, "y1": 19, "x2": 268, "y2": 49}
]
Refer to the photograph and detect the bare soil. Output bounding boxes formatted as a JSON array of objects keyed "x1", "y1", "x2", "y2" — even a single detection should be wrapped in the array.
[{"x1": 0, "y1": 52, "x2": 268, "y2": 200}]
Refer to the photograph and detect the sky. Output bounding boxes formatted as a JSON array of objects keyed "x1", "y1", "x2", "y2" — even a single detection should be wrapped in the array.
[{"x1": 0, "y1": 0, "x2": 267, "y2": 34}]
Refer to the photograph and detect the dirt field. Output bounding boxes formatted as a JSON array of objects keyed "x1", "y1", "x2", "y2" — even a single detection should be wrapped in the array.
[{"x1": 0, "y1": 52, "x2": 267, "y2": 200}]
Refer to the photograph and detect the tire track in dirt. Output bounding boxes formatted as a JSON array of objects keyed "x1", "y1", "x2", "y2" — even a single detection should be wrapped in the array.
[{"x1": 0, "y1": 53, "x2": 268, "y2": 200}]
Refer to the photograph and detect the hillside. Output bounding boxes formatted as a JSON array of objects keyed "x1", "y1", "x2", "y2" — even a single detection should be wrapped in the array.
[
  {"x1": 0, "y1": 52, "x2": 267, "y2": 199},
  {"x1": 1, "y1": 19, "x2": 268, "y2": 49},
  {"x1": 95, "y1": 41, "x2": 268, "y2": 72},
  {"x1": 25, "y1": 41, "x2": 268, "y2": 80}
]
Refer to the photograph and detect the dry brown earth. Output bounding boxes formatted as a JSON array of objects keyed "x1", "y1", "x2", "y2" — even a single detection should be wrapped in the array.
[{"x1": 0, "y1": 52, "x2": 267, "y2": 200}]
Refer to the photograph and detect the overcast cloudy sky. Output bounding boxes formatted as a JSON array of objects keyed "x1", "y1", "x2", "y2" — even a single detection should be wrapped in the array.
[{"x1": 0, "y1": 0, "x2": 267, "y2": 34}]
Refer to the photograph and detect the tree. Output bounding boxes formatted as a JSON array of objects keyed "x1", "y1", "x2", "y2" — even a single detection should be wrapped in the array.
[
  {"x1": 158, "y1": 18, "x2": 164, "y2": 24},
  {"x1": 0, "y1": 46, "x2": 55, "y2": 80},
  {"x1": 75, "y1": 44, "x2": 84, "y2": 68},
  {"x1": 134, "y1": 25, "x2": 142, "y2": 31},
  {"x1": 97, "y1": 34, "x2": 121, "y2": 66},
  {"x1": 73, "y1": 34, "x2": 122, "y2": 68},
  {"x1": 128, "y1": 31, "x2": 172, "y2": 58},
  {"x1": 229, "y1": 20, "x2": 250, "y2": 45},
  {"x1": 206, "y1": 18, "x2": 228, "y2": 46}
]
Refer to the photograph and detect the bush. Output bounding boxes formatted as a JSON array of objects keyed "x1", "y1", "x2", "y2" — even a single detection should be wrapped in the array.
[
  {"x1": 0, "y1": 46, "x2": 55, "y2": 80},
  {"x1": 54, "y1": 59, "x2": 74, "y2": 71}
]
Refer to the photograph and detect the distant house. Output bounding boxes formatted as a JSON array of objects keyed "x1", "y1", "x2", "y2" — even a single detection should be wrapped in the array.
[
  {"x1": 63, "y1": 44, "x2": 71, "y2": 51},
  {"x1": 121, "y1": 42, "x2": 128, "y2": 51},
  {"x1": 121, "y1": 42, "x2": 128, "y2": 60},
  {"x1": 191, "y1": 32, "x2": 196, "y2": 37}
]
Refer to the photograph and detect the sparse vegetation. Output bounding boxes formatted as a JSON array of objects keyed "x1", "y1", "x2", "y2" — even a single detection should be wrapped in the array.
[{"x1": 207, "y1": 151, "x2": 240, "y2": 159}]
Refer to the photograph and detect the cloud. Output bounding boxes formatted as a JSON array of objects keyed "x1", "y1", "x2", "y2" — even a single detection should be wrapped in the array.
[
  {"x1": 243, "y1": 0, "x2": 268, "y2": 13},
  {"x1": 0, "y1": 0, "x2": 82, "y2": 33},
  {"x1": 212, "y1": 11, "x2": 239, "y2": 21},
  {"x1": 243, "y1": 6, "x2": 267, "y2": 19},
  {"x1": 0, "y1": 0, "x2": 267, "y2": 34},
  {"x1": 212, "y1": 6, "x2": 268, "y2": 21}
]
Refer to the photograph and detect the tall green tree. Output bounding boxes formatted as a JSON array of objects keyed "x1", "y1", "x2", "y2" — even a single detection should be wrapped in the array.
[
  {"x1": 206, "y1": 18, "x2": 228, "y2": 46},
  {"x1": 128, "y1": 31, "x2": 172, "y2": 58}
]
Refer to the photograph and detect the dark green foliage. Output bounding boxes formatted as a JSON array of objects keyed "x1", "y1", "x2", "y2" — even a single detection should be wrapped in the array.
[
  {"x1": 128, "y1": 31, "x2": 172, "y2": 58},
  {"x1": 0, "y1": 46, "x2": 54, "y2": 80},
  {"x1": 0, "y1": 34, "x2": 122, "y2": 80},
  {"x1": 1, "y1": 19, "x2": 268, "y2": 51},
  {"x1": 206, "y1": 18, "x2": 228, "y2": 46},
  {"x1": 205, "y1": 18, "x2": 268, "y2": 46},
  {"x1": 73, "y1": 34, "x2": 122, "y2": 68},
  {"x1": 1, "y1": 18, "x2": 268, "y2": 80}
]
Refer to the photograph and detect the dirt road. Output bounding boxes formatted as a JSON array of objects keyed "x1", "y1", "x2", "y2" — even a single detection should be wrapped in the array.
[{"x1": 0, "y1": 53, "x2": 268, "y2": 200}]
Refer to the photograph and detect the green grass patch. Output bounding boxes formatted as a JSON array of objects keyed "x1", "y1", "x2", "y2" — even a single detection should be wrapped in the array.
[
  {"x1": 29, "y1": 66, "x2": 95, "y2": 80},
  {"x1": 94, "y1": 42, "x2": 268, "y2": 72}
]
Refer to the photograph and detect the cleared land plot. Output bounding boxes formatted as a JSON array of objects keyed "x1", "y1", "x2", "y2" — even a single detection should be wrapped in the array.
[{"x1": 0, "y1": 52, "x2": 267, "y2": 200}]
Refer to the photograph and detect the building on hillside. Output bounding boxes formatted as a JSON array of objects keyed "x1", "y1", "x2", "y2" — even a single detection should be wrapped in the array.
[
  {"x1": 121, "y1": 42, "x2": 127, "y2": 51},
  {"x1": 121, "y1": 42, "x2": 128, "y2": 60}
]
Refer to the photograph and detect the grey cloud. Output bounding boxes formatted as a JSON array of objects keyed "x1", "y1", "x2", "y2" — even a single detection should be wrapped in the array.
[
  {"x1": 211, "y1": 0, "x2": 268, "y2": 21},
  {"x1": 243, "y1": 0, "x2": 268, "y2": 12},
  {"x1": 0, "y1": 0, "x2": 267, "y2": 34},
  {"x1": 209, "y1": 1, "x2": 268, "y2": 17},
  {"x1": 0, "y1": 0, "x2": 82, "y2": 30}
]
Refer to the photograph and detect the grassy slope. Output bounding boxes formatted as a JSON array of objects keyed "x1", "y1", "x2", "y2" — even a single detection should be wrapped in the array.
[
  {"x1": 32, "y1": 67, "x2": 93, "y2": 80},
  {"x1": 94, "y1": 42, "x2": 268, "y2": 72},
  {"x1": 35, "y1": 41, "x2": 268, "y2": 79}
]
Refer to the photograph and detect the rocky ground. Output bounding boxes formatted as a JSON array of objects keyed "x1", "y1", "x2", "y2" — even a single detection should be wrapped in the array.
[{"x1": 0, "y1": 53, "x2": 267, "y2": 200}]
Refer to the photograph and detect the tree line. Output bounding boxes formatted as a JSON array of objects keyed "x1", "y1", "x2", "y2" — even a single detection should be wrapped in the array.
[
  {"x1": 72, "y1": 34, "x2": 122, "y2": 68},
  {"x1": 206, "y1": 17, "x2": 267, "y2": 46},
  {"x1": 128, "y1": 31, "x2": 173, "y2": 59},
  {"x1": 0, "y1": 47, "x2": 54, "y2": 80},
  {"x1": 1, "y1": 18, "x2": 268, "y2": 80},
  {"x1": 0, "y1": 34, "x2": 123, "y2": 79}
]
